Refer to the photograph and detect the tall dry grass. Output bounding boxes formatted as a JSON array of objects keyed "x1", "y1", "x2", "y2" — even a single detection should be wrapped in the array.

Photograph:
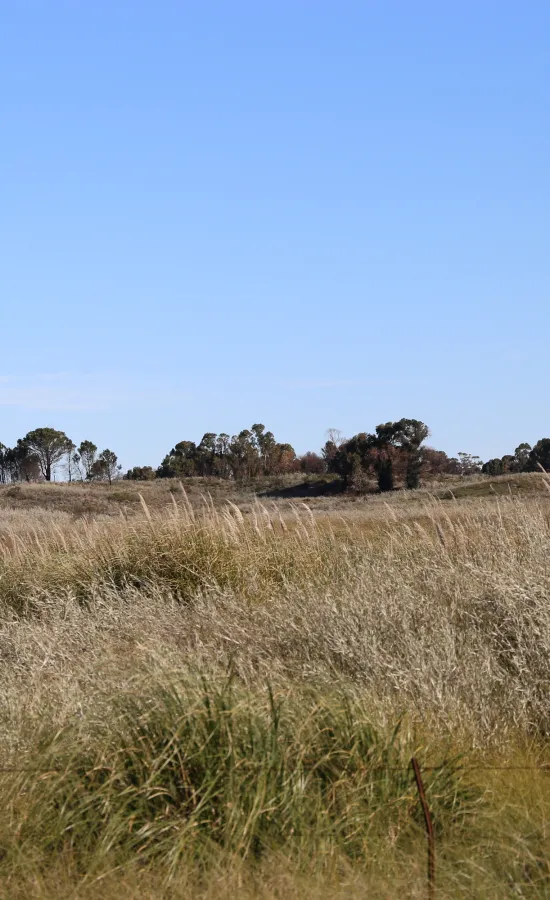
[{"x1": 0, "y1": 485, "x2": 549, "y2": 895}]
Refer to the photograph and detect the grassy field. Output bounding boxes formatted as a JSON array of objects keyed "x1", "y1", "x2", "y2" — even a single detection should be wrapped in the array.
[{"x1": 0, "y1": 474, "x2": 549, "y2": 897}]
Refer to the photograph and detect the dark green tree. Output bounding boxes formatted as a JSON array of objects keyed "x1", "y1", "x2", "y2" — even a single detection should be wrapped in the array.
[
  {"x1": 215, "y1": 433, "x2": 232, "y2": 478},
  {"x1": 229, "y1": 430, "x2": 260, "y2": 481},
  {"x1": 482, "y1": 458, "x2": 504, "y2": 476},
  {"x1": 328, "y1": 419, "x2": 430, "y2": 492},
  {"x1": 529, "y1": 439, "x2": 550, "y2": 472},
  {"x1": 157, "y1": 441, "x2": 198, "y2": 478},
  {"x1": 251, "y1": 424, "x2": 280, "y2": 474},
  {"x1": 1, "y1": 441, "x2": 46, "y2": 482},
  {"x1": 396, "y1": 419, "x2": 430, "y2": 489},
  {"x1": 195, "y1": 433, "x2": 218, "y2": 477},
  {"x1": 22, "y1": 427, "x2": 72, "y2": 481},
  {"x1": 514, "y1": 443, "x2": 532, "y2": 472},
  {"x1": 125, "y1": 466, "x2": 156, "y2": 481},
  {"x1": 375, "y1": 419, "x2": 430, "y2": 490},
  {"x1": 375, "y1": 450, "x2": 395, "y2": 492}
]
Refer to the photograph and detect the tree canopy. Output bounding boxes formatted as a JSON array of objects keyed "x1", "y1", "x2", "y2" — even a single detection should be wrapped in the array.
[
  {"x1": 157, "y1": 425, "x2": 299, "y2": 482},
  {"x1": 22, "y1": 428, "x2": 72, "y2": 482}
]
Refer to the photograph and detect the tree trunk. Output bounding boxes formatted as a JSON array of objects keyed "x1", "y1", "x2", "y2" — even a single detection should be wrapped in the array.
[
  {"x1": 377, "y1": 458, "x2": 394, "y2": 492},
  {"x1": 406, "y1": 453, "x2": 421, "y2": 490}
]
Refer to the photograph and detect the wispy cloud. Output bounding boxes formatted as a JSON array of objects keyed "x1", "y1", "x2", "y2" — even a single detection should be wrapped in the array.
[{"x1": 0, "y1": 373, "x2": 185, "y2": 412}]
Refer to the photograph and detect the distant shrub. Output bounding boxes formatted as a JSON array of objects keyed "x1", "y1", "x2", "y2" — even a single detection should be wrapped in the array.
[
  {"x1": 482, "y1": 458, "x2": 504, "y2": 476},
  {"x1": 125, "y1": 466, "x2": 156, "y2": 481}
]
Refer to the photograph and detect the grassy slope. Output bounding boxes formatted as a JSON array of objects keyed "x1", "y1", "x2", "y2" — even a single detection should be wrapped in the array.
[
  {"x1": 435, "y1": 471, "x2": 548, "y2": 499},
  {"x1": 0, "y1": 474, "x2": 339, "y2": 520},
  {"x1": 0, "y1": 470, "x2": 546, "y2": 517},
  {"x1": 0, "y1": 478, "x2": 549, "y2": 896}
]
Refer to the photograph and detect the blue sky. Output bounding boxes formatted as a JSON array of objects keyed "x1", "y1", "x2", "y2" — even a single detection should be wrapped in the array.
[{"x1": 2, "y1": 1, "x2": 549, "y2": 469}]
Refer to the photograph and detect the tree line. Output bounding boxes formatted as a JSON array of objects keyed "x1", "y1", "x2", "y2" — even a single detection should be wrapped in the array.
[
  {"x1": 2, "y1": 422, "x2": 550, "y2": 490},
  {"x1": 0, "y1": 428, "x2": 121, "y2": 485},
  {"x1": 481, "y1": 442, "x2": 550, "y2": 476},
  {"x1": 151, "y1": 425, "x2": 298, "y2": 482}
]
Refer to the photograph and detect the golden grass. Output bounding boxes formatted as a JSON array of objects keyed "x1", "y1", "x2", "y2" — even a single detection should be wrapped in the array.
[{"x1": 0, "y1": 480, "x2": 549, "y2": 895}]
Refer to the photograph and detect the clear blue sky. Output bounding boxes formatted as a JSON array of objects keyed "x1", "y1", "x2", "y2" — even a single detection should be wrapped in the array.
[{"x1": 2, "y1": 2, "x2": 549, "y2": 469}]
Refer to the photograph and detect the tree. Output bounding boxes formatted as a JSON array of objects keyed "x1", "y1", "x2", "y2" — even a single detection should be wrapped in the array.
[
  {"x1": 229, "y1": 430, "x2": 260, "y2": 481},
  {"x1": 326, "y1": 428, "x2": 344, "y2": 447},
  {"x1": 195, "y1": 433, "x2": 217, "y2": 477},
  {"x1": 328, "y1": 431, "x2": 384, "y2": 489},
  {"x1": 322, "y1": 429, "x2": 345, "y2": 470},
  {"x1": 78, "y1": 440, "x2": 98, "y2": 481},
  {"x1": 300, "y1": 452, "x2": 326, "y2": 474},
  {"x1": 65, "y1": 442, "x2": 81, "y2": 482},
  {"x1": 250, "y1": 424, "x2": 272, "y2": 474},
  {"x1": 457, "y1": 452, "x2": 482, "y2": 475},
  {"x1": 0, "y1": 441, "x2": 40, "y2": 483},
  {"x1": 529, "y1": 439, "x2": 550, "y2": 472},
  {"x1": 90, "y1": 460, "x2": 104, "y2": 481},
  {"x1": 369, "y1": 420, "x2": 429, "y2": 491},
  {"x1": 327, "y1": 419, "x2": 430, "y2": 492},
  {"x1": 154, "y1": 425, "x2": 297, "y2": 482},
  {"x1": 480, "y1": 444, "x2": 532, "y2": 478},
  {"x1": 22, "y1": 428, "x2": 72, "y2": 482},
  {"x1": 125, "y1": 466, "x2": 156, "y2": 481},
  {"x1": 272, "y1": 442, "x2": 299, "y2": 474},
  {"x1": 390, "y1": 419, "x2": 430, "y2": 489},
  {"x1": 374, "y1": 446, "x2": 396, "y2": 492},
  {"x1": 0, "y1": 444, "x2": 19, "y2": 483},
  {"x1": 514, "y1": 443, "x2": 532, "y2": 472},
  {"x1": 421, "y1": 448, "x2": 456, "y2": 476},
  {"x1": 15, "y1": 438, "x2": 42, "y2": 482},
  {"x1": 0, "y1": 443, "x2": 7, "y2": 484},
  {"x1": 157, "y1": 441, "x2": 198, "y2": 478},
  {"x1": 482, "y1": 458, "x2": 504, "y2": 476},
  {"x1": 215, "y1": 434, "x2": 232, "y2": 479},
  {"x1": 95, "y1": 449, "x2": 121, "y2": 485}
]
